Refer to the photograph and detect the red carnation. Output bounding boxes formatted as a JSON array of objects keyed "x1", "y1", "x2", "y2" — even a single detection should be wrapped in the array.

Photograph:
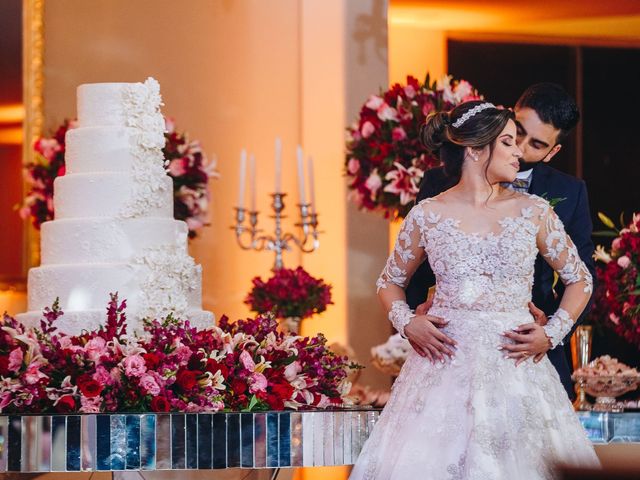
[
  {"x1": 76, "y1": 374, "x2": 103, "y2": 398},
  {"x1": 55, "y1": 395, "x2": 76, "y2": 413},
  {"x1": 142, "y1": 352, "x2": 161, "y2": 370},
  {"x1": 176, "y1": 369, "x2": 200, "y2": 392},
  {"x1": 150, "y1": 396, "x2": 171, "y2": 412},
  {"x1": 231, "y1": 377, "x2": 247, "y2": 395}
]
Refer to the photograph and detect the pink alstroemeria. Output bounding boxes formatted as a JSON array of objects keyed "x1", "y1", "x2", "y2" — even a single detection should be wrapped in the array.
[
  {"x1": 248, "y1": 372, "x2": 268, "y2": 394},
  {"x1": 84, "y1": 337, "x2": 107, "y2": 363},
  {"x1": 383, "y1": 162, "x2": 423, "y2": 205},
  {"x1": 168, "y1": 158, "x2": 188, "y2": 176},
  {"x1": 8, "y1": 348, "x2": 23, "y2": 371}
]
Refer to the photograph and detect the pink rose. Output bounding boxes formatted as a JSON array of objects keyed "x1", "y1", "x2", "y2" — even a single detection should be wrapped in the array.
[
  {"x1": 248, "y1": 372, "x2": 268, "y2": 394},
  {"x1": 347, "y1": 158, "x2": 360, "y2": 175},
  {"x1": 239, "y1": 351, "x2": 256, "y2": 372},
  {"x1": 609, "y1": 313, "x2": 620, "y2": 325},
  {"x1": 617, "y1": 255, "x2": 631, "y2": 269},
  {"x1": 93, "y1": 366, "x2": 113, "y2": 386},
  {"x1": 122, "y1": 355, "x2": 146, "y2": 377},
  {"x1": 422, "y1": 102, "x2": 435, "y2": 116},
  {"x1": 392, "y1": 127, "x2": 407, "y2": 141},
  {"x1": 361, "y1": 121, "x2": 375, "y2": 139},
  {"x1": 35, "y1": 138, "x2": 61, "y2": 161},
  {"x1": 168, "y1": 158, "x2": 188, "y2": 176},
  {"x1": 139, "y1": 374, "x2": 161, "y2": 396},
  {"x1": 85, "y1": 337, "x2": 107, "y2": 363},
  {"x1": 8, "y1": 348, "x2": 23, "y2": 371},
  {"x1": 612, "y1": 238, "x2": 622, "y2": 250}
]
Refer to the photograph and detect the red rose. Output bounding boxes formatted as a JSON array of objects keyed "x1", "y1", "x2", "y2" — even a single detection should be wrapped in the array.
[
  {"x1": 266, "y1": 393, "x2": 285, "y2": 410},
  {"x1": 231, "y1": 377, "x2": 247, "y2": 395},
  {"x1": 150, "y1": 396, "x2": 171, "y2": 412},
  {"x1": 270, "y1": 380, "x2": 294, "y2": 401},
  {"x1": 56, "y1": 395, "x2": 76, "y2": 413},
  {"x1": 176, "y1": 369, "x2": 200, "y2": 392},
  {"x1": 76, "y1": 374, "x2": 103, "y2": 398},
  {"x1": 0, "y1": 356, "x2": 9, "y2": 376},
  {"x1": 142, "y1": 352, "x2": 161, "y2": 370},
  {"x1": 205, "y1": 359, "x2": 229, "y2": 379}
]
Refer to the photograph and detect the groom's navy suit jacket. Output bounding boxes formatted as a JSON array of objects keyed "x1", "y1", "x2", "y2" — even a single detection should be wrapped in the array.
[{"x1": 405, "y1": 164, "x2": 596, "y2": 401}]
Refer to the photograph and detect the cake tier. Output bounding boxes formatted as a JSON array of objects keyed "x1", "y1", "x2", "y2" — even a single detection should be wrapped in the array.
[
  {"x1": 77, "y1": 83, "x2": 131, "y2": 127},
  {"x1": 27, "y1": 262, "x2": 204, "y2": 316},
  {"x1": 65, "y1": 126, "x2": 138, "y2": 174},
  {"x1": 41, "y1": 218, "x2": 187, "y2": 265},
  {"x1": 53, "y1": 172, "x2": 173, "y2": 219},
  {"x1": 16, "y1": 309, "x2": 214, "y2": 336}
]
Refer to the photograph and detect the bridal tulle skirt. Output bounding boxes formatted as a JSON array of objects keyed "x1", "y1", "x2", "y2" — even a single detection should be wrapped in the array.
[{"x1": 349, "y1": 307, "x2": 600, "y2": 480}]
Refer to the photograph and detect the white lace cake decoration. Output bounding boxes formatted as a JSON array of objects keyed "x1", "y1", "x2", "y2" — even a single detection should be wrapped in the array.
[
  {"x1": 119, "y1": 77, "x2": 170, "y2": 218},
  {"x1": 132, "y1": 243, "x2": 200, "y2": 321}
]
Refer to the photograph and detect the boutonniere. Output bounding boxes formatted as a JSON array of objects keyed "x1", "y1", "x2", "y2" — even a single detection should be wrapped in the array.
[{"x1": 540, "y1": 193, "x2": 566, "y2": 209}]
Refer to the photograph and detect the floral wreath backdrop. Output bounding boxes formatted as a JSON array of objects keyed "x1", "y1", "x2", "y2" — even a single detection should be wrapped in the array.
[
  {"x1": 345, "y1": 74, "x2": 482, "y2": 220},
  {"x1": 20, "y1": 118, "x2": 219, "y2": 238}
]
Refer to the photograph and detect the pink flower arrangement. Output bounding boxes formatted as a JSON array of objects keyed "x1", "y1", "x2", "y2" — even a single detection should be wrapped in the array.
[
  {"x1": 244, "y1": 267, "x2": 333, "y2": 320},
  {"x1": 590, "y1": 213, "x2": 640, "y2": 348},
  {"x1": 20, "y1": 118, "x2": 219, "y2": 238},
  {"x1": 345, "y1": 73, "x2": 482, "y2": 219},
  {"x1": 0, "y1": 294, "x2": 357, "y2": 414}
]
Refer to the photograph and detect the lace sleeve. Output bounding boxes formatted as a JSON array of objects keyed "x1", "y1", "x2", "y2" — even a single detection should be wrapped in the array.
[
  {"x1": 535, "y1": 199, "x2": 593, "y2": 347},
  {"x1": 376, "y1": 204, "x2": 428, "y2": 293}
]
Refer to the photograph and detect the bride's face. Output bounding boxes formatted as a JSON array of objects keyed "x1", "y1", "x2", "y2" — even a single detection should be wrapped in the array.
[{"x1": 483, "y1": 120, "x2": 523, "y2": 184}]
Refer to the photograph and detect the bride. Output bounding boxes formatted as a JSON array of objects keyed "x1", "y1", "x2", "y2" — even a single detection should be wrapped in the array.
[{"x1": 349, "y1": 101, "x2": 600, "y2": 479}]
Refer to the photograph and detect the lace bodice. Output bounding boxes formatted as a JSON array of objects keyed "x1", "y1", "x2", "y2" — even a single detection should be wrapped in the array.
[{"x1": 377, "y1": 194, "x2": 592, "y2": 313}]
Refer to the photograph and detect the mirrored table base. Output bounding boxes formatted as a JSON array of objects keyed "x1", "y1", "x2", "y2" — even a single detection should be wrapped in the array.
[
  {"x1": 0, "y1": 410, "x2": 379, "y2": 473},
  {"x1": 0, "y1": 410, "x2": 637, "y2": 473}
]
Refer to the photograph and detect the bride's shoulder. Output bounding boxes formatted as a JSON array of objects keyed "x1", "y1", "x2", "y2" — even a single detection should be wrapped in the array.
[
  {"x1": 515, "y1": 192, "x2": 552, "y2": 219},
  {"x1": 411, "y1": 197, "x2": 444, "y2": 223}
]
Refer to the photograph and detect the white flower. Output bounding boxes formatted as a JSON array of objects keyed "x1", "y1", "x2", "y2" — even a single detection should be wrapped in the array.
[
  {"x1": 377, "y1": 104, "x2": 399, "y2": 122},
  {"x1": 365, "y1": 95, "x2": 384, "y2": 110},
  {"x1": 365, "y1": 170, "x2": 383, "y2": 199},
  {"x1": 593, "y1": 245, "x2": 612, "y2": 264}
]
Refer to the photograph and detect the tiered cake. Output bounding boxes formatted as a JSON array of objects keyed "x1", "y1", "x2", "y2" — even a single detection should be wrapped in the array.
[{"x1": 17, "y1": 78, "x2": 213, "y2": 334}]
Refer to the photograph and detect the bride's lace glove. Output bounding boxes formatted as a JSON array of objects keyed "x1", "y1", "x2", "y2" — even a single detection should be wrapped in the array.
[
  {"x1": 389, "y1": 300, "x2": 416, "y2": 338},
  {"x1": 542, "y1": 308, "x2": 574, "y2": 349}
]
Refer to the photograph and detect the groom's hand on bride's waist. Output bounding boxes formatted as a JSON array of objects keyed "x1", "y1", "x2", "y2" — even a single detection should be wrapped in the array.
[
  {"x1": 499, "y1": 302, "x2": 552, "y2": 366},
  {"x1": 405, "y1": 312, "x2": 457, "y2": 364}
]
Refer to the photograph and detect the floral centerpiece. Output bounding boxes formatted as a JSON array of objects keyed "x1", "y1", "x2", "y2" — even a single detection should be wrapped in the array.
[
  {"x1": 20, "y1": 118, "x2": 218, "y2": 238},
  {"x1": 0, "y1": 294, "x2": 357, "y2": 414},
  {"x1": 244, "y1": 267, "x2": 333, "y2": 333},
  {"x1": 345, "y1": 73, "x2": 482, "y2": 219},
  {"x1": 591, "y1": 212, "x2": 640, "y2": 348}
]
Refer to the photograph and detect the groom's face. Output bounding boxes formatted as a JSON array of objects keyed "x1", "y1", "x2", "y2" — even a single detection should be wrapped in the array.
[{"x1": 514, "y1": 107, "x2": 562, "y2": 171}]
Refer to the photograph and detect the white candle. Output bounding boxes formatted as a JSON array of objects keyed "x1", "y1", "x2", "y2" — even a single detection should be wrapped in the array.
[
  {"x1": 308, "y1": 155, "x2": 316, "y2": 214},
  {"x1": 296, "y1": 145, "x2": 306, "y2": 204},
  {"x1": 238, "y1": 149, "x2": 247, "y2": 208},
  {"x1": 275, "y1": 137, "x2": 282, "y2": 193},
  {"x1": 249, "y1": 153, "x2": 256, "y2": 212}
]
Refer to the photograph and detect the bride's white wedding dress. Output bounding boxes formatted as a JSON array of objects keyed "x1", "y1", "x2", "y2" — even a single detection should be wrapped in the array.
[{"x1": 350, "y1": 193, "x2": 600, "y2": 480}]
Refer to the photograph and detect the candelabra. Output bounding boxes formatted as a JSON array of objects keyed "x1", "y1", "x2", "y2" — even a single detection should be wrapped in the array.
[{"x1": 232, "y1": 193, "x2": 320, "y2": 270}]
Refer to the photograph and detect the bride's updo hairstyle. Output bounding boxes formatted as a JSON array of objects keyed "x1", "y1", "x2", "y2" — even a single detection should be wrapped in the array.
[{"x1": 421, "y1": 101, "x2": 515, "y2": 182}]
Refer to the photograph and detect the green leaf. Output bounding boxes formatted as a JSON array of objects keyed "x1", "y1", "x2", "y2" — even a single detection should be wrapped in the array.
[
  {"x1": 592, "y1": 231, "x2": 618, "y2": 237},
  {"x1": 597, "y1": 212, "x2": 616, "y2": 229},
  {"x1": 629, "y1": 289, "x2": 640, "y2": 296},
  {"x1": 619, "y1": 212, "x2": 626, "y2": 228}
]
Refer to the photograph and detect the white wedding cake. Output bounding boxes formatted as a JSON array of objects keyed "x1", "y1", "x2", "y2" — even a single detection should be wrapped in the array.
[{"x1": 17, "y1": 78, "x2": 214, "y2": 334}]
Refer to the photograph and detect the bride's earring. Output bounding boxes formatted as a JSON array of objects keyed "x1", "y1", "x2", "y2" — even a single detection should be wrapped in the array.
[{"x1": 471, "y1": 152, "x2": 479, "y2": 162}]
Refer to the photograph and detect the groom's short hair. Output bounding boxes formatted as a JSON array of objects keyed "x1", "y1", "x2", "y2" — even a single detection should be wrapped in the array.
[{"x1": 515, "y1": 83, "x2": 580, "y2": 143}]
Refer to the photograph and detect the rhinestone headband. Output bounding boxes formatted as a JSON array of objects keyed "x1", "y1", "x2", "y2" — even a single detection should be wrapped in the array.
[{"x1": 451, "y1": 102, "x2": 496, "y2": 128}]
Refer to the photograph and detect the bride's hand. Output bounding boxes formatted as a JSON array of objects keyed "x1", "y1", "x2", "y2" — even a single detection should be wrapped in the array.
[
  {"x1": 499, "y1": 322, "x2": 552, "y2": 367},
  {"x1": 405, "y1": 314, "x2": 457, "y2": 364}
]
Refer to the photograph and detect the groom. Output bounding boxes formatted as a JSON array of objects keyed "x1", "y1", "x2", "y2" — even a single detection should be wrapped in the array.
[{"x1": 405, "y1": 83, "x2": 596, "y2": 401}]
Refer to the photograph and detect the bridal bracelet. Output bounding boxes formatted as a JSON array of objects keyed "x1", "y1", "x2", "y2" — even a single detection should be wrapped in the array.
[
  {"x1": 542, "y1": 308, "x2": 574, "y2": 348},
  {"x1": 389, "y1": 300, "x2": 416, "y2": 338}
]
